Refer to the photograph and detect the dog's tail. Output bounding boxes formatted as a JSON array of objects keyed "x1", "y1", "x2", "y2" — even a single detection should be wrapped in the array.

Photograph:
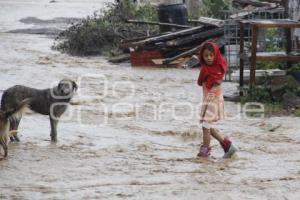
[{"x1": 4, "y1": 98, "x2": 30, "y2": 120}]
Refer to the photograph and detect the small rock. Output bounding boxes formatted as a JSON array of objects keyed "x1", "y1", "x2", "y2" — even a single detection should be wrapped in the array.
[
  {"x1": 283, "y1": 91, "x2": 300, "y2": 108},
  {"x1": 271, "y1": 75, "x2": 300, "y2": 92}
]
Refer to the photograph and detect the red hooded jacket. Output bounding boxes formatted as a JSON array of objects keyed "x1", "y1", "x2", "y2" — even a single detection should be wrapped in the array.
[{"x1": 197, "y1": 41, "x2": 227, "y2": 90}]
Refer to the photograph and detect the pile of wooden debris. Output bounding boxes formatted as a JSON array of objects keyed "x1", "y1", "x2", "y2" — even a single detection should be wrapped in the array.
[{"x1": 109, "y1": 17, "x2": 225, "y2": 68}]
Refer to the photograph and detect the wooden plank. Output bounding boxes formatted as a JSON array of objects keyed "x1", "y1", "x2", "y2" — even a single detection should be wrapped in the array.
[
  {"x1": 255, "y1": 23, "x2": 300, "y2": 28},
  {"x1": 154, "y1": 38, "x2": 225, "y2": 65},
  {"x1": 263, "y1": 0, "x2": 283, "y2": 3},
  {"x1": 188, "y1": 17, "x2": 224, "y2": 27},
  {"x1": 165, "y1": 27, "x2": 223, "y2": 47},
  {"x1": 242, "y1": 19, "x2": 300, "y2": 28},
  {"x1": 108, "y1": 54, "x2": 130, "y2": 63},
  {"x1": 162, "y1": 44, "x2": 202, "y2": 64},
  {"x1": 121, "y1": 32, "x2": 169, "y2": 43},
  {"x1": 239, "y1": 22, "x2": 245, "y2": 96},
  {"x1": 286, "y1": 28, "x2": 292, "y2": 68},
  {"x1": 121, "y1": 26, "x2": 205, "y2": 48},
  {"x1": 250, "y1": 25, "x2": 258, "y2": 87},
  {"x1": 256, "y1": 55, "x2": 300, "y2": 61},
  {"x1": 233, "y1": 0, "x2": 275, "y2": 7},
  {"x1": 230, "y1": 9, "x2": 257, "y2": 19},
  {"x1": 126, "y1": 20, "x2": 192, "y2": 29}
]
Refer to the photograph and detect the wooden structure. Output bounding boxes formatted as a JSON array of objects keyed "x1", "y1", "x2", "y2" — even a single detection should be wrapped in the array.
[{"x1": 239, "y1": 19, "x2": 300, "y2": 95}]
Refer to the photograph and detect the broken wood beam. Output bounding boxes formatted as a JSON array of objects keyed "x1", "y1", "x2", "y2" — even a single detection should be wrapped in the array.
[
  {"x1": 229, "y1": 5, "x2": 280, "y2": 19},
  {"x1": 120, "y1": 26, "x2": 205, "y2": 48},
  {"x1": 165, "y1": 28, "x2": 224, "y2": 47},
  {"x1": 161, "y1": 44, "x2": 202, "y2": 64},
  {"x1": 108, "y1": 54, "x2": 130, "y2": 63},
  {"x1": 188, "y1": 17, "x2": 225, "y2": 27},
  {"x1": 233, "y1": 0, "x2": 275, "y2": 7},
  {"x1": 157, "y1": 37, "x2": 225, "y2": 65},
  {"x1": 262, "y1": 0, "x2": 282, "y2": 4},
  {"x1": 126, "y1": 19, "x2": 192, "y2": 29},
  {"x1": 121, "y1": 32, "x2": 169, "y2": 46}
]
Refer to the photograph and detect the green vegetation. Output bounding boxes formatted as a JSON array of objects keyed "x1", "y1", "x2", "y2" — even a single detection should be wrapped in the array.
[
  {"x1": 264, "y1": 103, "x2": 284, "y2": 114},
  {"x1": 287, "y1": 63, "x2": 300, "y2": 74},
  {"x1": 241, "y1": 75, "x2": 300, "y2": 116},
  {"x1": 200, "y1": 0, "x2": 232, "y2": 19},
  {"x1": 295, "y1": 108, "x2": 300, "y2": 117},
  {"x1": 245, "y1": 28, "x2": 300, "y2": 116},
  {"x1": 257, "y1": 28, "x2": 285, "y2": 70},
  {"x1": 256, "y1": 61, "x2": 284, "y2": 70},
  {"x1": 52, "y1": 1, "x2": 158, "y2": 56},
  {"x1": 241, "y1": 86, "x2": 272, "y2": 104},
  {"x1": 265, "y1": 28, "x2": 283, "y2": 52}
]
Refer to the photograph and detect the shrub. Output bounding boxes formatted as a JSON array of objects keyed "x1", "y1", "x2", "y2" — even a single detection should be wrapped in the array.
[{"x1": 52, "y1": 1, "x2": 158, "y2": 56}]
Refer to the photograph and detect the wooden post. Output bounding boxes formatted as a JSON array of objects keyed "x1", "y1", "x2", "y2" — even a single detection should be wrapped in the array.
[
  {"x1": 282, "y1": 0, "x2": 289, "y2": 16},
  {"x1": 283, "y1": 0, "x2": 292, "y2": 68},
  {"x1": 286, "y1": 28, "x2": 292, "y2": 68},
  {"x1": 250, "y1": 25, "x2": 258, "y2": 87},
  {"x1": 239, "y1": 22, "x2": 245, "y2": 96}
]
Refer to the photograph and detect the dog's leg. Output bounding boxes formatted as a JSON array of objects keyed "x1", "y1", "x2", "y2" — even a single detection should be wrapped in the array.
[
  {"x1": 10, "y1": 136, "x2": 15, "y2": 142},
  {"x1": 9, "y1": 117, "x2": 17, "y2": 142},
  {"x1": 13, "y1": 117, "x2": 21, "y2": 142},
  {"x1": 0, "y1": 135, "x2": 8, "y2": 158},
  {"x1": 50, "y1": 117, "x2": 58, "y2": 142},
  {"x1": 9, "y1": 116, "x2": 22, "y2": 142}
]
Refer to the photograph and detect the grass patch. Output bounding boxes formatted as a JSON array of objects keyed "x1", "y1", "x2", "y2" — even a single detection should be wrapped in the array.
[
  {"x1": 264, "y1": 103, "x2": 284, "y2": 115},
  {"x1": 294, "y1": 108, "x2": 300, "y2": 117}
]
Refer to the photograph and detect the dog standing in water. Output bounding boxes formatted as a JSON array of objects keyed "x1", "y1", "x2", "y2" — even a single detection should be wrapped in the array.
[
  {"x1": 0, "y1": 79, "x2": 77, "y2": 142},
  {"x1": 0, "y1": 99, "x2": 29, "y2": 158}
]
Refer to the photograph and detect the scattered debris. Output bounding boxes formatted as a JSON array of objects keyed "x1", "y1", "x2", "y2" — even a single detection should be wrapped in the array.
[
  {"x1": 268, "y1": 124, "x2": 282, "y2": 132},
  {"x1": 121, "y1": 24, "x2": 223, "y2": 67},
  {"x1": 108, "y1": 54, "x2": 131, "y2": 64}
]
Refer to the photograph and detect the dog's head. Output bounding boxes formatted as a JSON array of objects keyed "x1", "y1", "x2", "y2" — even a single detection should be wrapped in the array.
[{"x1": 53, "y1": 79, "x2": 78, "y2": 100}]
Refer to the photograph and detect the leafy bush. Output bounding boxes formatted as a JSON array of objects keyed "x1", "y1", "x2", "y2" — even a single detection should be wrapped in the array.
[
  {"x1": 256, "y1": 28, "x2": 285, "y2": 70},
  {"x1": 241, "y1": 86, "x2": 273, "y2": 103},
  {"x1": 287, "y1": 63, "x2": 300, "y2": 74},
  {"x1": 52, "y1": 1, "x2": 158, "y2": 56},
  {"x1": 241, "y1": 75, "x2": 299, "y2": 103},
  {"x1": 256, "y1": 61, "x2": 284, "y2": 70}
]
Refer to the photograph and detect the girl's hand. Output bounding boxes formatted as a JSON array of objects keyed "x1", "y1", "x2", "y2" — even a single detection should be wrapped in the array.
[{"x1": 214, "y1": 80, "x2": 222, "y2": 85}]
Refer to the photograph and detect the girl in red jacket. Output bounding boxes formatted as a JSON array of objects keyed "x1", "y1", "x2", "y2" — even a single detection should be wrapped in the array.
[{"x1": 197, "y1": 41, "x2": 237, "y2": 158}]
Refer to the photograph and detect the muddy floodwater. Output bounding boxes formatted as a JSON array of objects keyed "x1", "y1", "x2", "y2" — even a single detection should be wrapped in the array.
[{"x1": 0, "y1": 1, "x2": 300, "y2": 199}]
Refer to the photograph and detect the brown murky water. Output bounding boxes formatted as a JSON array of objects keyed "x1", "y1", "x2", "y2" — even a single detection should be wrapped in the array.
[{"x1": 0, "y1": 1, "x2": 300, "y2": 199}]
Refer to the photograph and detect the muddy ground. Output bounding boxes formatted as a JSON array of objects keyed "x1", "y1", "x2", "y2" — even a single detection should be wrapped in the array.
[{"x1": 0, "y1": 1, "x2": 300, "y2": 199}]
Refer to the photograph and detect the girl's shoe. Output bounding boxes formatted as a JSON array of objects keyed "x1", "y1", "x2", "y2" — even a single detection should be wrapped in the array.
[
  {"x1": 223, "y1": 144, "x2": 237, "y2": 158},
  {"x1": 197, "y1": 145, "x2": 211, "y2": 157},
  {"x1": 220, "y1": 137, "x2": 237, "y2": 158}
]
